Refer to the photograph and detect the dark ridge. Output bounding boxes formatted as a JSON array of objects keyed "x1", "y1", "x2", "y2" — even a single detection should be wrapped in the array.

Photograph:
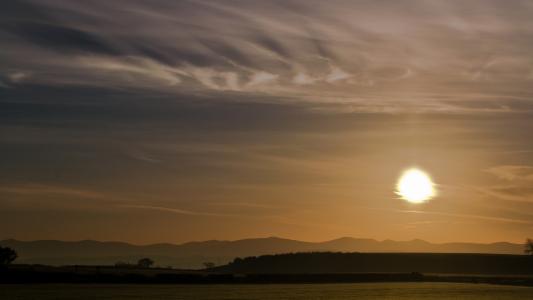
[{"x1": 215, "y1": 252, "x2": 533, "y2": 275}]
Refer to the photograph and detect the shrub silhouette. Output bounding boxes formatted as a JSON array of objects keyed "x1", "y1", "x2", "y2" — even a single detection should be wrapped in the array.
[
  {"x1": 137, "y1": 258, "x2": 154, "y2": 268},
  {"x1": 0, "y1": 246, "x2": 17, "y2": 266}
]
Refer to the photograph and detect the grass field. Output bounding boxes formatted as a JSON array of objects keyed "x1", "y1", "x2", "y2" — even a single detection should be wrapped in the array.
[{"x1": 1, "y1": 283, "x2": 533, "y2": 299}]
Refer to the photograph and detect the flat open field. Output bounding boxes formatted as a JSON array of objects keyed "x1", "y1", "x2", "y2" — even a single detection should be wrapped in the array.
[{"x1": 1, "y1": 283, "x2": 533, "y2": 300}]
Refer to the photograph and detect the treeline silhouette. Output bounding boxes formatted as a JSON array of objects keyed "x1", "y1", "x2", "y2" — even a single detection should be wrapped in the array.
[
  {"x1": 215, "y1": 252, "x2": 533, "y2": 275},
  {"x1": 115, "y1": 258, "x2": 155, "y2": 268},
  {"x1": 2, "y1": 251, "x2": 533, "y2": 286}
]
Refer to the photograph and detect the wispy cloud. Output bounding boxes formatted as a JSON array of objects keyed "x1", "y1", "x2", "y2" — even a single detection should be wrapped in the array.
[
  {"x1": 368, "y1": 206, "x2": 533, "y2": 226},
  {"x1": 399, "y1": 209, "x2": 533, "y2": 226},
  {"x1": 480, "y1": 165, "x2": 533, "y2": 203},
  {"x1": 206, "y1": 202, "x2": 275, "y2": 209},
  {"x1": 0, "y1": 184, "x2": 108, "y2": 200},
  {"x1": 118, "y1": 204, "x2": 351, "y2": 232},
  {"x1": 486, "y1": 165, "x2": 533, "y2": 182},
  {"x1": 118, "y1": 204, "x2": 239, "y2": 218},
  {"x1": 2, "y1": 0, "x2": 533, "y2": 112}
]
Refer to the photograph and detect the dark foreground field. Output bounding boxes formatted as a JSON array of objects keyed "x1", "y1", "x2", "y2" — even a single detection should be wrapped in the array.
[
  {"x1": 2, "y1": 283, "x2": 533, "y2": 300},
  {"x1": 2, "y1": 266, "x2": 533, "y2": 287}
]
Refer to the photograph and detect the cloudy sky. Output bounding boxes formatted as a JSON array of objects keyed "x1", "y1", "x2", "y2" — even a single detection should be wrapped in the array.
[{"x1": 1, "y1": 0, "x2": 533, "y2": 244}]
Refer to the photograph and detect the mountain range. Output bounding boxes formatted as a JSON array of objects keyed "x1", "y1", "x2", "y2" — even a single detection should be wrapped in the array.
[{"x1": 0, "y1": 237, "x2": 524, "y2": 269}]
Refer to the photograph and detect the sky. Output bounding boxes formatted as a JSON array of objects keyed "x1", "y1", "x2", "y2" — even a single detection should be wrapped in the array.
[{"x1": 1, "y1": 0, "x2": 533, "y2": 245}]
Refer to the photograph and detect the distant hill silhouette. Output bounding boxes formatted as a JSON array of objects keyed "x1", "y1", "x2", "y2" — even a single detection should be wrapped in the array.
[{"x1": 0, "y1": 237, "x2": 523, "y2": 268}]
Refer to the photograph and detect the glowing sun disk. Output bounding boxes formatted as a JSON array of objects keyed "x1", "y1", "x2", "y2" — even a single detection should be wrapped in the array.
[{"x1": 396, "y1": 168, "x2": 436, "y2": 203}]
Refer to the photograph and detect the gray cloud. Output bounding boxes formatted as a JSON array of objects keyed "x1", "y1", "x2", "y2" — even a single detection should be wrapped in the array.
[{"x1": 3, "y1": 22, "x2": 119, "y2": 55}]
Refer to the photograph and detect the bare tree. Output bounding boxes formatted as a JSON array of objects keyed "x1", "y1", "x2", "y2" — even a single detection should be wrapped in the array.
[
  {"x1": 0, "y1": 246, "x2": 17, "y2": 266},
  {"x1": 525, "y1": 239, "x2": 533, "y2": 255}
]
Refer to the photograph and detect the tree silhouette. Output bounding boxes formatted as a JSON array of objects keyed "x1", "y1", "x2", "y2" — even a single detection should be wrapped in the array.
[
  {"x1": 0, "y1": 246, "x2": 17, "y2": 266},
  {"x1": 525, "y1": 239, "x2": 533, "y2": 255},
  {"x1": 137, "y1": 257, "x2": 154, "y2": 268},
  {"x1": 203, "y1": 262, "x2": 215, "y2": 269}
]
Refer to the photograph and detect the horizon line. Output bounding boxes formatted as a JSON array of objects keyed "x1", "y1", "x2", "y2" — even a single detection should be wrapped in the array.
[{"x1": 1, "y1": 236, "x2": 527, "y2": 247}]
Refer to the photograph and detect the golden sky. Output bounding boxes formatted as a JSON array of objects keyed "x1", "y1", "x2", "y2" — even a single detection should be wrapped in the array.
[{"x1": 1, "y1": 0, "x2": 533, "y2": 244}]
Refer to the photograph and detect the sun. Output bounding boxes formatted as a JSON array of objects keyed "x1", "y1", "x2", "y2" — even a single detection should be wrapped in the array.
[{"x1": 396, "y1": 168, "x2": 436, "y2": 203}]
